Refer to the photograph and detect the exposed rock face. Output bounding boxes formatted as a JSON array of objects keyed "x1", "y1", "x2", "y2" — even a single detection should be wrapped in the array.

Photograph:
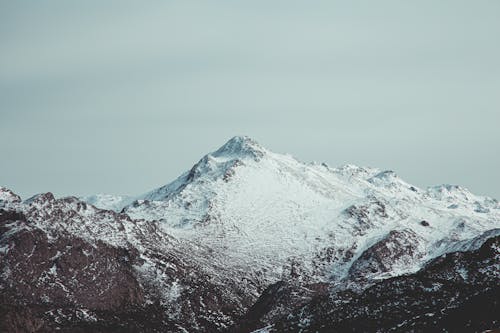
[
  {"x1": 347, "y1": 229, "x2": 426, "y2": 283},
  {"x1": 0, "y1": 194, "x2": 251, "y2": 332},
  {"x1": 230, "y1": 281, "x2": 329, "y2": 333},
  {"x1": 0, "y1": 211, "x2": 152, "y2": 332},
  {"x1": 3, "y1": 229, "x2": 144, "y2": 309},
  {"x1": 0, "y1": 207, "x2": 163, "y2": 332},
  {"x1": 267, "y1": 235, "x2": 500, "y2": 332}
]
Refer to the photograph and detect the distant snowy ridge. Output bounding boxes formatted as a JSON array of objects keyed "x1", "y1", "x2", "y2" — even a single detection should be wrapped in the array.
[{"x1": 81, "y1": 193, "x2": 134, "y2": 212}]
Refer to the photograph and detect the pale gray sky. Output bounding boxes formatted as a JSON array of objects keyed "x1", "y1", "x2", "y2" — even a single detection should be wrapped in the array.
[{"x1": 1, "y1": 1, "x2": 499, "y2": 199}]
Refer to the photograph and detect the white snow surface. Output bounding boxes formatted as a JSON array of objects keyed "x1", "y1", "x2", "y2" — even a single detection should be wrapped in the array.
[{"x1": 81, "y1": 193, "x2": 134, "y2": 212}]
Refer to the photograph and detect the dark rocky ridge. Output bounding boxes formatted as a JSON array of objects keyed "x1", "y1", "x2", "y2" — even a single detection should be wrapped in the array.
[
  {"x1": 0, "y1": 194, "x2": 252, "y2": 332},
  {"x1": 261, "y1": 235, "x2": 500, "y2": 332}
]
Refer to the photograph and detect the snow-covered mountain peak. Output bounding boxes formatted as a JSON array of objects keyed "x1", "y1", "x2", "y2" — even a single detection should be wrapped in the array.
[
  {"x1": 333, "y1": 164, "x2": 378, "y2": 178},
  {"x1": 23, "y1": 192, "x2": 56, "y2": 206},
  {"x1": 212, "y1": 135, "x2": 266, "y2": 161},
  {"x1": 81, "y1": 194, "x2": 134, "y2": 212},
  {"x1": 79, "y1": 137, "x2": 265, "y2": 211},
  {"x1": 427, "y1": 184, "x2": 473, "y2": 200},
  {"x1": 365, "y1": 170, "x2": 416, "y2": 193},
  {"x1": 424, "y1": 184, "x2": 499, "y2": 213},
  {"x1": 123, "y1": 136, "x2": 358, "y2": 224},
  {"x1": 0, "y1": 187, "x2": 21, "y2": 204}
]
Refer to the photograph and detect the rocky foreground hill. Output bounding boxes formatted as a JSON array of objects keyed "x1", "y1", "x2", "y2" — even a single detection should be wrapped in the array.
[{"x1": 1, "y1": 136, "x2": 498, "y2": 332}]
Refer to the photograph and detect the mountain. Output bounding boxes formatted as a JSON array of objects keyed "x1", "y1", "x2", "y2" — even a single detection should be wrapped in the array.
[
  {"x1": 1, "y1": 136, "x2": 499, "y2": 332},
  {"x1": 89, "y1": 136, "x2": 499, "y2": 286}
]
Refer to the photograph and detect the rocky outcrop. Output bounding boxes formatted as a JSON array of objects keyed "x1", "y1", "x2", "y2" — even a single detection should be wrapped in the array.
[
  {"x1": 268, "y1": 235, "x2": 500, "y2": 332},
  {"x1": 0, "y1": 195, "x2": 250, "y2": 332},
  {"x1": 0, "y1": 187, "x2": 22, "y2": 203},
  {"x1": 347, "y1": 229, "x2": 425, "y2": 282},
  {"x1": 230, "y1": 281, "x2": 329, "y2": 333}
]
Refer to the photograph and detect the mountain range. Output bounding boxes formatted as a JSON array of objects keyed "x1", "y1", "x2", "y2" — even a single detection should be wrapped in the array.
[{"x1": 1, "y1": 136, "x2": 498, "y2": 332}]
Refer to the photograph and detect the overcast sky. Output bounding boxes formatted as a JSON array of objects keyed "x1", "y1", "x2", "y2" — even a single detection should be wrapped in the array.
[{"x1": 1, "y1": 1, "x2": 499, "y2": 199}]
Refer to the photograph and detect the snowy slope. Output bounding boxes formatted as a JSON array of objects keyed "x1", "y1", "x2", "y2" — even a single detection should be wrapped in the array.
[
  {"x1": 81, "y1": 193, "x2": 134, "y2": 212},
  {"x1": 106, "y1": 136, "x2": 499, "y2": 285}
]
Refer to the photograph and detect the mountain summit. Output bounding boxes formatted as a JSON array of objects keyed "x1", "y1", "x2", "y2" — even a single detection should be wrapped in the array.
[{"x1": 212, "y1": 135, "x2": 266, "y2": 160}]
